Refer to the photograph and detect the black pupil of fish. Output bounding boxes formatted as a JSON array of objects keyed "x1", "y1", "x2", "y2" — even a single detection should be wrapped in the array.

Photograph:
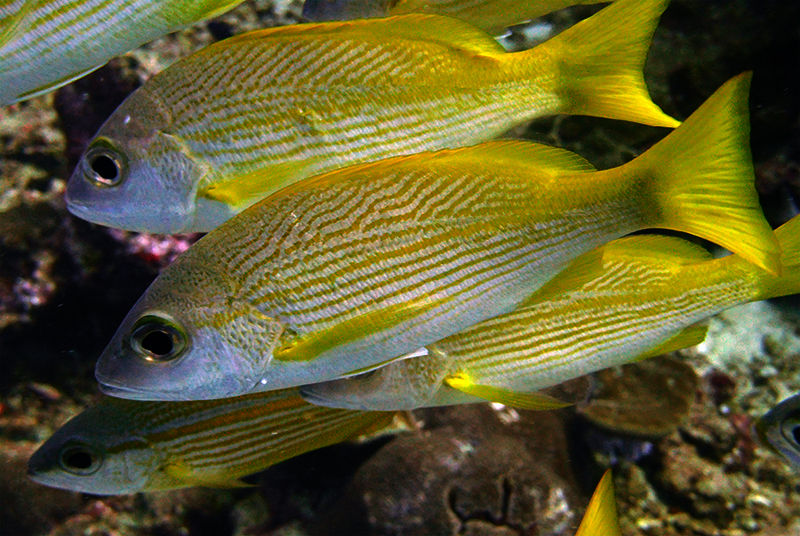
[
  {"x1": 141, "y1": 328, "x2": 174, "y2": 357},
  {"x1": 64, "y1": 448, "x2": 93, "y2": 470},
  {"x1": 90, "y1": 154, "x2": 119, "y2": 182},
  {"x1": 793, "y1": 425, "x2": 800, "y2": 445}
]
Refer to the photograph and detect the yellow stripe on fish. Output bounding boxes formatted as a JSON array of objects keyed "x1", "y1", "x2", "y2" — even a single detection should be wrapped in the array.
[
  {"x1": 27, "y1": 389, "x2": 398, "y2": 494},
  {"x1": 301, "y1": 212, "x2": 800, "y2": 411},
  {"x1": 66, "y1": 0, "x2": 679, "y2": 234},
  {"x1": 303, "y1": 0, "x2": 610, "y2": 36},
  {"x1": 0, "y1": 0, "x2": 245, "y2": 105},
  {"x1": 93, "y1": 72, "x2": 777, "y2": 403}
]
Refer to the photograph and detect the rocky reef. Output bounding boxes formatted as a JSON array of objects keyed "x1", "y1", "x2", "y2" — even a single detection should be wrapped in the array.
[{"x1": 1, "y1": 0, "x2": 799, "y2": 535}]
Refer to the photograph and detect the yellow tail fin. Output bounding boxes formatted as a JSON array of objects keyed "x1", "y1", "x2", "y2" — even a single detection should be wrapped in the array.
[
  {"x1": 622, "y1": 72, "x2": 780, "y2": 275},
  {"x1": 534, "y1": 0, "x2": 679, "y2": 128},
  {"x1": 575, "y1": 470, "x2": 622, "y2": 536},
  {"x1": 755, "y1": 215, "x2": 800, "y2": 299}
]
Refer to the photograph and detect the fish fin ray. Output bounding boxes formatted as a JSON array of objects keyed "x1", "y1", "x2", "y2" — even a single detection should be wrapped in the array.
[
  {"x1": 633, "y1": 324, "x2": 709, "y2": 362},
  {"x1": 754, "y1": 215, "x2": 800, "y2": 299},
  {"x1": 443, "y1": 373, "x2": 572, "y2": 410},
  {"x1": 534, "y1": 0, "x2": 680, "y2": 128},
  {"x1": 575, "y1": 470, "x2": 622, "y2": 536},
  {"x1": 223, "y1": 14, "x2": 505, "y2": 56},
  {"x1": 163, "y1": 462, "x2": 254, "y2": 489},
  {"x1": 628, "y1": 72, "x2": 781, "y2": 275},
  {"x1": 0, "y1": 0, "x2": 39, "y2": 52},
  {"x1": 200, "y1": 158, "x2": 320, "y2": 207},
  {"x1": 274, "y1": 297, "x2": 446, "y2": 361}
]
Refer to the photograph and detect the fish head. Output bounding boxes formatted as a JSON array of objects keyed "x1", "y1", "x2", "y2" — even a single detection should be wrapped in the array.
[
  {"x1": 95, "y1": 250, "x2": 287, "y2": 401},
  {"x1": 28, "y1": 400, "x2": 158, "y2": 494},
  {"x1": 756, "y1": 393, "x2": 800, "y2": 470},
  {"x1": 65, "y1": 87, "x2": 226, "y2": 233}
]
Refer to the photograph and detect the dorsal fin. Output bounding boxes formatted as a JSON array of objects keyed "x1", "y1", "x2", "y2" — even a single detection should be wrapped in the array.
[{"x1": 218, "y1": 14, "x2": 506, "y2": 56}]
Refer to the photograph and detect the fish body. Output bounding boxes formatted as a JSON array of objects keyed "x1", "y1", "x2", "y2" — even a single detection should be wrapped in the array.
[
  {"x1": 27, "y1": 389, "x2": 396, "y2": 494},
  {"x1": 66, "y1": 0, "x2": 679, "y2": 234},
  {"x1": 303, "y1": 0, "x2": 608, "y2": 35},
  {"x1": 301, "y1": 213, "x2": 800, "y2": 410},
  {"x1": 756, "y1": 393, "x2": 800, "y2": 471},
  {"x1": 0, "y1": 0, "x2": 245, "y2": 105},
  {"x1": 93, "y1": 72, "x2": 777, "y2": 402}
]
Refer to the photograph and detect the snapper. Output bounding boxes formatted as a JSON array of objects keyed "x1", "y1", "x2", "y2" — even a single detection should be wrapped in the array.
[
  {"x1": 301, "y1": 216, "x2": 800, "y2": 410},
  {"x1": 93, "y1": 73, "x2": 778, "y2": 402},
  {"x1": 27, "y1": 389, "x2": 398, "y2": 493},
  {"x1": 65, "y1": 0, "x2": 678, "y2": 234}
]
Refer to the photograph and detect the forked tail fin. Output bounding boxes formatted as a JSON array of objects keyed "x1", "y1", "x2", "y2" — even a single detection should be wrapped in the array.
[
  {"x1": 620, "y1": 72, "x2": 780, "y2": 275},
  {"x1": 533, "y1": 0, "x2": 680, "y2": 128}
]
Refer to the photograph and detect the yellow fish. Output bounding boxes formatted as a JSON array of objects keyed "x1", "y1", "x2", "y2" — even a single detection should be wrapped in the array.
[
  {"x1": 0, "y1": 0, "x2": 245, "y2": 105},
  {"x1": 303, "y1": 0, "x2": 610, "y2": 35},
  {"x1": 93, "y1": 72, "x2": 777, "y2": 402},
  {"x1": 301, "y1": 214, "x2": 800, "y2": 410},
  {"x1": 66, "y1": 0, "x2": 678, "y2": 234},
  {"x1": 27, "y1": 389, "x2": 398, "y2": 494}
]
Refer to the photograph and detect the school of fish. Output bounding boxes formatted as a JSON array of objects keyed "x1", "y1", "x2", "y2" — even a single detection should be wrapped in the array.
[{"x1": 5, "y1": 0, "x2": 794, "y2": 532}]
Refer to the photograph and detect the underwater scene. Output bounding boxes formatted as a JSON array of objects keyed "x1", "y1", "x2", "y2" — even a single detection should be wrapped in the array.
[{"x1": 1, "y1": 0, "x2": 800, "y2": 534}]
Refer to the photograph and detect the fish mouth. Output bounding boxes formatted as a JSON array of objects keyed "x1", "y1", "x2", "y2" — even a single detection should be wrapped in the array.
[{"x1": 97, "y1": 381, "x2": 175, "y2": 401}]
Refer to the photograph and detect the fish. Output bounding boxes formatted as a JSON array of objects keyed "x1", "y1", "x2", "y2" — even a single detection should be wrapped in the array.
[
  {"x1": 65, "y1": 0, "x2": 680, "y2": 234},
  {"x1": 755, "y1": 393, "x2": 800, "y2": 471},
  {"x1": 575, "y1": 470, "x2": 621, "y2": 536},
  {"x1": 301, "y1": 212, "x2": 800, "y2": 410},
  {"x1": 93, "y1": 72, "x2": 778, "y2": 402},
  {"x1": 302, "y1": 0, "x2": 609, "y2": 35},
  {"x1": 27, "y1": 389, "x2": 398, "y2": 494},
  {"x1": 0, "y1": 0, "x2": 246, "y2": 105}
]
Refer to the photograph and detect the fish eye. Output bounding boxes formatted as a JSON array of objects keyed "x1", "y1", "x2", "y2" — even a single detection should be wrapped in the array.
[
  {"x1": 59, "y1": 444, "x2": 102, "y2": 475},
  {"x1": 83, "y1": 142, "x2": 125, "y2": 187},
  {"x1": 130, "y1": 315, "x2": 188, "y2": 363}
]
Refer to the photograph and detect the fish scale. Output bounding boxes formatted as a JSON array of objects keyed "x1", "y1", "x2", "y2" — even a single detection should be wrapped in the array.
[
  {"x1": 93, "y1": 73, "x2": 776, "y2": 401},
  {"x1": 0, "y1": 0, "x2": 245, "y2": 104},
  {"x1": 66, "y1": 0, "x2": 680, "y2": 233},
  {"x1": 28, "y1": 390, "x2": 398, "y2": 492}
]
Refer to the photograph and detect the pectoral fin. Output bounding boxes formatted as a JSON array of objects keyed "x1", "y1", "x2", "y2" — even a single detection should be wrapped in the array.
[
  {"x1": 633, "y1": 324, "x2": 708, "y2": 362},
  {"x1": 274, "y1": 297, "x2": 445, "y2": 362},
  {"x1": 443, "y1": 372, "x2": 572, "y2": 410},
  {"x1": 199, "y1": 158, "x2": 318, "y2": 207},
  {"x1": 163, "y1": 461, "x2": 254, "y2": 489}
]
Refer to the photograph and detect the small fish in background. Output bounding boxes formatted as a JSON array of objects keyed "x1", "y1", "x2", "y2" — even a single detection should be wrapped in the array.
[
  {"x1": 575, "y1": 470, "x2": 622, "y2": 536},
  {"x1": 65, "y1": 0, "x2": 679, "y2": 234},
  {"x1": 27, "y1": 389, "x2": 399, "y2": 494},
  {"x1": 303, "y1": 0, "x2": 610, "y2": 36},
  {"x1": 93, "y1": 72, "x2": 777, "y2": 403},
  {"x1": 0, "y1": 0, "x2": 247, "y2": 106},
  {"x1": 301, "y1": 212, "x2": 800, "y2": 410},
  {"x1": 756, "y1": 393, "x2": 800, "y2": 470}
]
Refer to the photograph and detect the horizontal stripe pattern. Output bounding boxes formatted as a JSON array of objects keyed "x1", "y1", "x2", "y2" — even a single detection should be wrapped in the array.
[
  {"x1": 95, "y1": 390, "x2": 394, "y2": 488},
  {"x1": 191, "y1": 153, "x2": 642, "y2": 377},
  {"x1": 0, "y1": 0, "x2": 242, "y2": 104},
  {"x1": 302, "y1": 241, "x2": 762, "y2": 409},
  {"x1": 124, "y1": 18, "x2": 557, "y2": 208}
]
